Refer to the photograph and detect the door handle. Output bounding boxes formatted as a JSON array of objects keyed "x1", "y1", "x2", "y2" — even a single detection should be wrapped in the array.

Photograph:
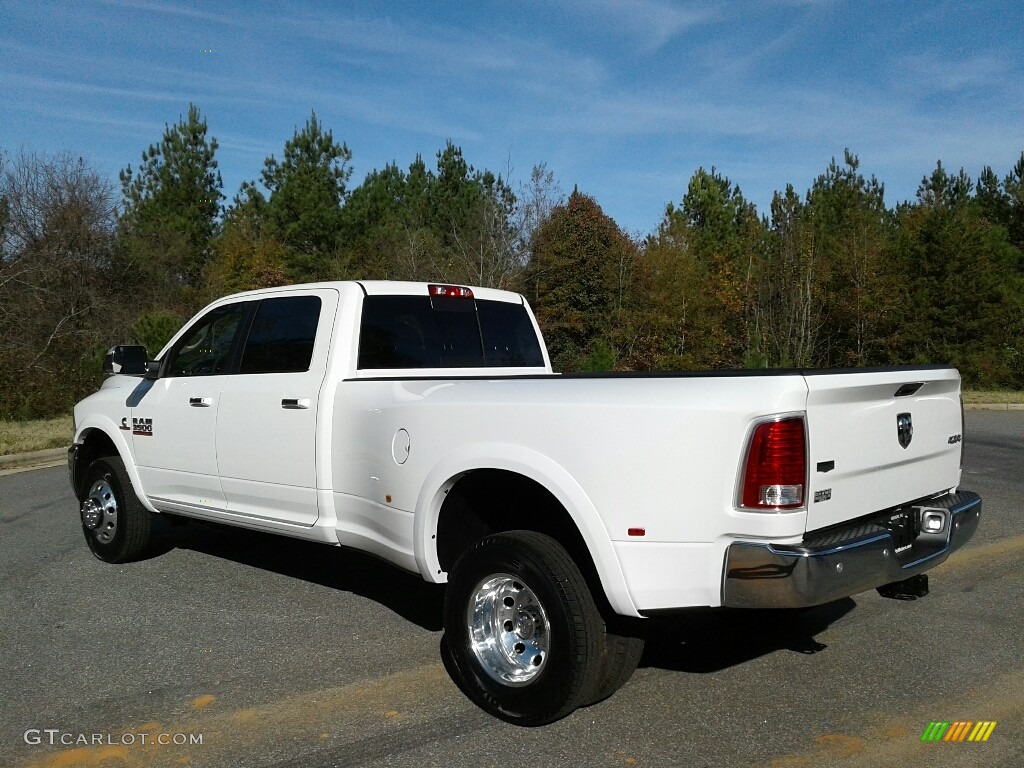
[
  {"x1": 189, "y1": 397, "x2": 213, "y2": 407},
  {"x1": 281, "y1": 398, "x2": 311, "y2": 410}
]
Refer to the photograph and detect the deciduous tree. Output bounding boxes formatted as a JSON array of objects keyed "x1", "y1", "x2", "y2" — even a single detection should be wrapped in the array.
[
  {"x1": 521, "y1": 190, "x2": 637, "y2": 370},
  {"x1": 0, "y1": 151, "x2": 120, "y2": 417}
]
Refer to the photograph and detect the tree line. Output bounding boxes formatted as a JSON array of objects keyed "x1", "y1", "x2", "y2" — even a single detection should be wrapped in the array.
[{"x1": 2, "y1": 104, "x2": 1022, "y2": 419}]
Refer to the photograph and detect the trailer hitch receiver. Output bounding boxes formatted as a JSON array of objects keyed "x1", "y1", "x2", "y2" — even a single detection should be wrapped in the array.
[{"x1": 876, "y1": 573, "x2": 929, "y2": 600}]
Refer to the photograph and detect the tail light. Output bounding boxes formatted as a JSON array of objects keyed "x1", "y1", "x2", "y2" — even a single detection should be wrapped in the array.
[
  {"x1": 739, "y1": 416, "x2": 806, "y2": 510},
  {"x1": 959, "y1": 394, "x2": 965, "y2": 471}
]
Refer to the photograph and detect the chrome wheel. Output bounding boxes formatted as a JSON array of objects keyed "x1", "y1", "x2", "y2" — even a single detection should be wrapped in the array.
[
  {"x1": 467, "y1": 573, "x2": 549, "y2": 686},
  {"x1": 444, "y1": 531, "x2": 605, "y2": 724},
  {"x1": 82, "y1": 477, "x2": 118, "y2": 545}
]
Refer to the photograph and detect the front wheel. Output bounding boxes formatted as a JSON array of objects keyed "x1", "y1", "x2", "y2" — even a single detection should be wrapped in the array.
[
  {"x1": 79, "y1": 456, "x2": 159, "y2": 563},
  {"x1": 442, "y1": 531, "x2": 604, "y2": 725}
]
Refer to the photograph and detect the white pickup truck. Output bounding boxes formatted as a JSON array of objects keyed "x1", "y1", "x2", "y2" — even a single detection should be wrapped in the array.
[{"x1": 69, "y1": 280, "x2": 981, "y2": 724}]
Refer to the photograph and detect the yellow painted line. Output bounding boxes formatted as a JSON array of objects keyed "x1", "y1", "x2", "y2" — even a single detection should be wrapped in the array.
[
  {"x1": 18, "y1": 663, "x2": 461, "y2": 768},
  {"x1": 0, "y1": 460, "x2": 65, "y2": 476},
  {"x1": 934, "y1": 534, "x2": 1024, "y2": 572},
  {"x1": 762, "y1": 666, "x2": 1022, "y2": 767},
  {"x1": 190, "y1": 694, "x2": 216, "y2": 711}
]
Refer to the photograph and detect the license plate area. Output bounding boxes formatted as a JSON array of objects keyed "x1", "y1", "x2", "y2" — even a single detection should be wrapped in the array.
[{"x1": 879, "y1": 509, "x2": 920, "y2": 557}]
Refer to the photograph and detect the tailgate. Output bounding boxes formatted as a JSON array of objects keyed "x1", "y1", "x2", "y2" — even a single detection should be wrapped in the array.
[{"x1": 803, "y1": 368, "x2": 963, "y2": 533}]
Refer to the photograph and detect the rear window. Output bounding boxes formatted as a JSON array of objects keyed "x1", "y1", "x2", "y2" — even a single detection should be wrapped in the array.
[
  {"x1": 358, "y1": 296, "x2": 544, "y2": 369},
  {"x1": 240, "y1": 296, "x2": 322, "y2": 374}
]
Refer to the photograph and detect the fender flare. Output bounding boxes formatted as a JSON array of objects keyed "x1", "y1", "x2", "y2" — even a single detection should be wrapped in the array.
[
  {"x1": 73, "y1": 418, "x2": 158, "y2": 514},
  {"x1": 412, "y1": 442, "x2": 640, "y2": 617}
]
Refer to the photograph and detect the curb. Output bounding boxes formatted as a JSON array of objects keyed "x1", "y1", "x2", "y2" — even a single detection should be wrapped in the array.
[
  {"x1": 963, "y1": 403, "x2": 1024, "y2": 411},
  {"x1": 0, "y1": 447, "x2": 67, "y2": 471}
]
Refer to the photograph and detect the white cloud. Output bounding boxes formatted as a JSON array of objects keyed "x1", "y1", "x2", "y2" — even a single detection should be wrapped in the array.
[
  {"x1": 278, "y1": 10, "x2": 607, "y2": 88},
  {"x1": 894, "y1": 52, "x2": 1010, "y2": 93},
  {"x1": 562, "y1": 0, "x2": 720, "y2": 52},
  {"x1": 5, "y1": 73, "x2": 192, "y2": 105},
  {"x1": 90, "y1": 0, "x2": 241, "y2": 27}
]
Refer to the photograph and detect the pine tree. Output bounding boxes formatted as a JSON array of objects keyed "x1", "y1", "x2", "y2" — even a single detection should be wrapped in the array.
[
  {"x1": 806, "y1": 151, "x2": 895, "y2": 366},
  {"x1": 261, "y1": 111, "x2": 352, "y2": 279},
  {"x1": 1002, "y1": 152, "x2": 1024, "y2": 254},
  {"x1": 669, "y1": 167, "x2": 761, "y2": 368},
  {"x1": 118, "y1": 104, "x2": 223, "y2": 289},
  {"x1": 889, "y1": 164, "x2": 1023, "y2": 386}
]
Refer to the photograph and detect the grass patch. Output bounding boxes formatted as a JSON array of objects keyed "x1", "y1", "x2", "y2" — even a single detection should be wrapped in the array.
[
  {"x1": 0, "y1": 415, "x2": 73, "y2": 455},
  {"x1": 962, "y1": 390, "x2": 1024, "y2": 404}
]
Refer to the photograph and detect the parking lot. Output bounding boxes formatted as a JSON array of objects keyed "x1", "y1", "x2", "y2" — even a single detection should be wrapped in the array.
[{"x1": 1, "y1": 411, "x2": 1021, "y2": 767}]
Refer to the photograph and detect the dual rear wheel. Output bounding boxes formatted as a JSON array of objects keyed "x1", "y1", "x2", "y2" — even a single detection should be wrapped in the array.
[{"x1": 442, "y1": 530, "x2": 644, "y2": 725}]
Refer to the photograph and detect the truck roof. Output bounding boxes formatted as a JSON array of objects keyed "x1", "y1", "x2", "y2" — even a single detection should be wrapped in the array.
[
  {"x1": 358, "y1": 280, "x2": 524, "y2": 304},
  {"x1": 216, "y1": 280, "x2": 525, "y2": 305}
]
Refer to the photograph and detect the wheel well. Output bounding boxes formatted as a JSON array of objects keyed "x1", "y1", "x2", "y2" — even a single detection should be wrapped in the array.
[
  {"x1": 73, "y1": 429, "x2": 118, "y2": 499},
  {"x1": 436, "y1": 469, "x2": 609, "y2": 610}
]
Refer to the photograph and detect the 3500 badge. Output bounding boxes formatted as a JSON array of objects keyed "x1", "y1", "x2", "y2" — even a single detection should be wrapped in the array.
[{"x1": 120, "y1": 417, "x2": 154, "y2": 436}]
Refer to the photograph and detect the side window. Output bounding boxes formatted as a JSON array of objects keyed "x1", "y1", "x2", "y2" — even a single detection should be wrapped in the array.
[
  {"x1": 165, "y1": 303, "x2": 249, "y2": 377},
  {"x1": 239, "y1": 296, "x2": 322, "y2": 374}
]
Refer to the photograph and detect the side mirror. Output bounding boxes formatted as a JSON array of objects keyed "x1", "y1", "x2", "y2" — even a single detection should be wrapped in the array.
[{"x1": 103, "y1": 345, "x2": 149, "y2": 376}]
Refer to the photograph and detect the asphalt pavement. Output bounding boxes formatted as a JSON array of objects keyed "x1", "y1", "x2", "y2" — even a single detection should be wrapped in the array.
[{"x1": 1, "y1": 411, "x2": 1021, "y2": 767}]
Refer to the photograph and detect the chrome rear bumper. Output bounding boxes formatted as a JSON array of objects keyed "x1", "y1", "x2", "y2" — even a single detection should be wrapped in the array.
[{"x1": 722, "y1": 491, "x2": 982, "y2": 609}]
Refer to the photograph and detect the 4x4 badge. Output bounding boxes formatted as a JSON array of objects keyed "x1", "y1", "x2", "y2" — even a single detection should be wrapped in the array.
[{"x1": 897, "y1": 412, "x2": 913, "y2": 449}]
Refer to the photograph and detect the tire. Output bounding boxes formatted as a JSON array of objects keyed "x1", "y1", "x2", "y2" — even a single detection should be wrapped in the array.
[
  {"x1": 586, "y1": 623, "x2": 645, "y2": 705},
  {"x1": 442, "y1": 531, "x2": 604, "y2": 725},
  {"x1": 79, "y1": 456, "x2": 159, "y2": 563}
]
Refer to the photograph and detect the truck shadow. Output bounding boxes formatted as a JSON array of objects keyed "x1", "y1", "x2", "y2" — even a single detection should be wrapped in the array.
[
  {"x1": 639, "y1": 599, "x2": 856, "y2": 673},
  {"x1": 163, "y1": 519, "x2": 446, "y2": 631},
  {"x1": 163, "y1": 519, "x2": 855, "y2": 673}
]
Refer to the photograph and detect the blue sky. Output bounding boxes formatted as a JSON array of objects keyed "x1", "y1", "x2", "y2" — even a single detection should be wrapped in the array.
[{"x1": 2, "y1": 0, "x2": 1022, "y2": 235}]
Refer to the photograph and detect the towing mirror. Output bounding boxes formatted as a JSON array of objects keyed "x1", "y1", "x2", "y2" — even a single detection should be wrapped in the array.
[{"x1": 103, "y1": 345, "x2": 149, "y2": 376}]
